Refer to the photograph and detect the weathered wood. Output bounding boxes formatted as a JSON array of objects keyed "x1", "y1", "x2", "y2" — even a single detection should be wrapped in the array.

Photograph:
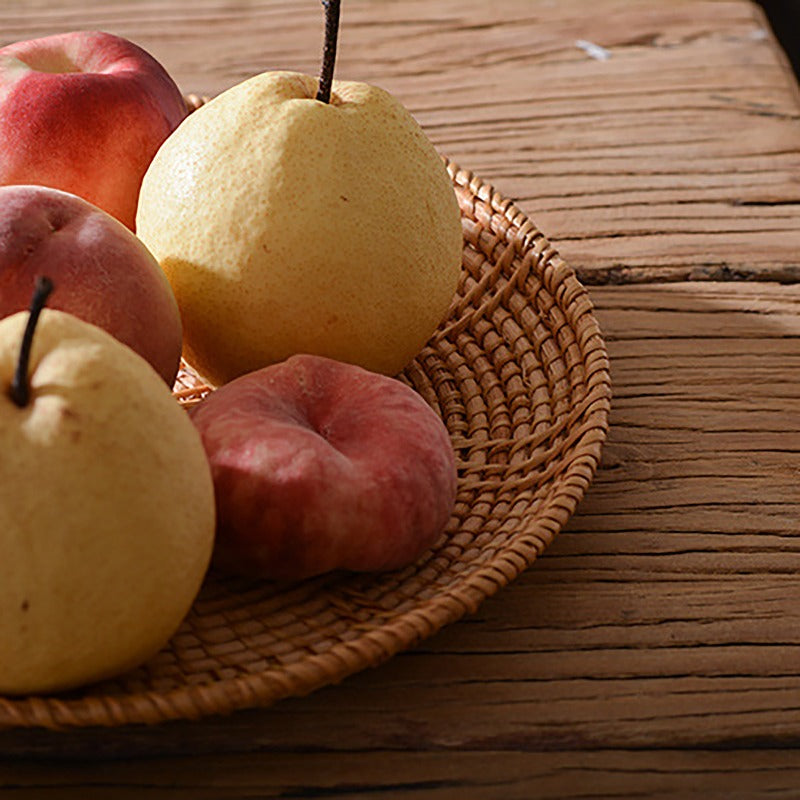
[
  {"x1": 4, "y1": 750, "x2": 800, "y2": 799},
  {"x1": 1, "y1": 0, "x2": 799, "y2": 284}
]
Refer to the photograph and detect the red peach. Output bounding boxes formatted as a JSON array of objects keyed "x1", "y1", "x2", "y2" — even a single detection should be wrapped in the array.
[
  {"x1": 0, "y1": 184, "x2": 182, "y2": 386},
  {"x1": 189, "y1": 354, "x2": 458, "y2": 581},
  {"x1": 0, "y1": 31, "x2": 187, "y2": 230}
]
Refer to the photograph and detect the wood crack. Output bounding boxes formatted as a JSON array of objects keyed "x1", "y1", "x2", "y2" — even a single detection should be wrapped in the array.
[{"x1": 577, "y1": 264, "x2": 800, "y2": 286}]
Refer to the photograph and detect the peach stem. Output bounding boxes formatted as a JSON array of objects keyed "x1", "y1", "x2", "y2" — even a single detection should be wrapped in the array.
[
  {"x1": 10, "y1": 276, "x2": 53, "y2": 408},
  {"x1": 316, "y1": 0, "x2": 341, "y2": 104}
]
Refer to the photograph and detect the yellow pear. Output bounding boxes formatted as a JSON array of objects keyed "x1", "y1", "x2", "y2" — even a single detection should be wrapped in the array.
[
  {"x1": 136, "y1": 1, "x2": 462, "y2": 386},
  {"x1": 0, "y1": 287, "x2": 215, "y2": 694}
]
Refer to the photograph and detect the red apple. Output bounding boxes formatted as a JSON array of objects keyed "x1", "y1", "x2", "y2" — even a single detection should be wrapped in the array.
[
  {"x1": 189, "y1": 354, "x2": 458, "y2": 581},
  {"x1": 0, "y1": 184, "x2": 183, "y2": 386},
  {"x1": 0, "y1": 30, "x2": 187, "y2": 230}
]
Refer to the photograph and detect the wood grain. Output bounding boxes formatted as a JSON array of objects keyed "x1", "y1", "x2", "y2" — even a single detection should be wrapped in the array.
[
  {"x1": 4, "y1": 750, "x2": 800, "y2": 799},
  {"x1": 1, "y1": 0, "x2": 799, "y2": 285}
]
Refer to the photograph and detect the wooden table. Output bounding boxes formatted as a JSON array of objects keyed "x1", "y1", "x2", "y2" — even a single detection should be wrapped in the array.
[{"x1": 2, "y1": 0, "x2": 800, "y2": 796}]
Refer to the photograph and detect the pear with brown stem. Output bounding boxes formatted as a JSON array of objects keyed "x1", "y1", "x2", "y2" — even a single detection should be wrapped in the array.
[{"x1": 136, "y1": 0, "x2": 462, "y2": 387}]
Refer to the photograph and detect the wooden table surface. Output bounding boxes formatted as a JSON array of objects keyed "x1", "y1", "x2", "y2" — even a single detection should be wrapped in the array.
[{"x1": 2, "y1": 0, "x2": 800, "y2": 797}]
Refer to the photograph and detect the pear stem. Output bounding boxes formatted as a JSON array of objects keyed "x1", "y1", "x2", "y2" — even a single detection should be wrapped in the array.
[
  {"x1": 10, "y1": 276, "x2": 53, "y2": 408},
  {"x1": 316, "y1": 0, "x2": 341, "y2": 104}
]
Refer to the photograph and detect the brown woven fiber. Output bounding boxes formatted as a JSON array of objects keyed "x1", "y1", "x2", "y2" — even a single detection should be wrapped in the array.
[{"x1": 0, "y1": 159, "x2": 611, "y2": 730}]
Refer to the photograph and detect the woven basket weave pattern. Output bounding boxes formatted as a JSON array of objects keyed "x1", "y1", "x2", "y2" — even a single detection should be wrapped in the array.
[{"x1": 0, "y1": 160, "x2": 611, "y2": 730}]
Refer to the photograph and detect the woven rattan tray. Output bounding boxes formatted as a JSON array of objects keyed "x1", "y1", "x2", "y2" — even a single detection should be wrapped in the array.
[{"x1": 0, "y1": 159, "x2": 611, "y2": 730}]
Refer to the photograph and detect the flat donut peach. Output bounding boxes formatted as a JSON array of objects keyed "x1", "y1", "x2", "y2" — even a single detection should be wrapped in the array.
[{"x1": 189, "y1": 354, "x2": 458, "y2": 581}]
